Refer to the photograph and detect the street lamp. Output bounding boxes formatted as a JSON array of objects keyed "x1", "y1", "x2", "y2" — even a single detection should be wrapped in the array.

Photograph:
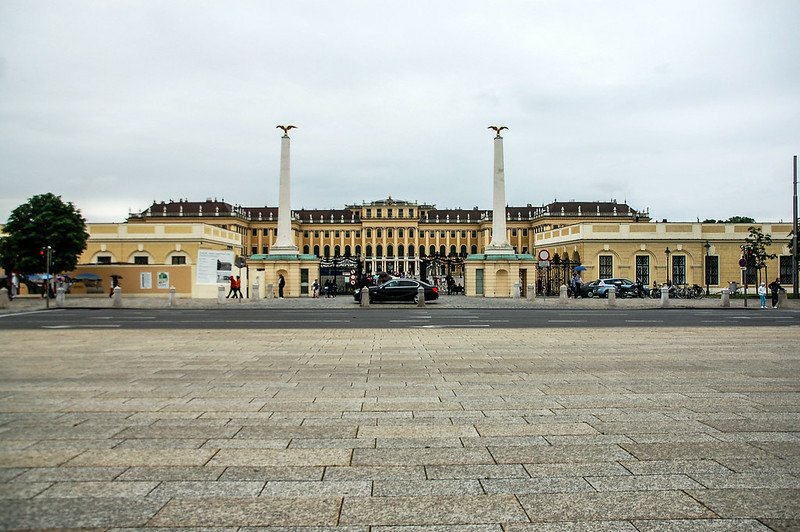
[
  {"x1": 704, "y1": 240, "x2": 711, "y2": 295},
  {"x1": 664, "y1": 247, "x2": 671, "y2": 284}
]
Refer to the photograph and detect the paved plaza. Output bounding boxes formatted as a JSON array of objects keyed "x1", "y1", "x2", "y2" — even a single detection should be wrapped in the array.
[{"x1": 0, "y1": 325, "x2": 798, "y2": 530}]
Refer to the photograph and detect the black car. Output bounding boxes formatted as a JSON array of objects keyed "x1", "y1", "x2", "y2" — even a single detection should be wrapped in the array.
[
  {"x1": 353, "y1": 279, "x2": 439, "y2": 303},
  {"x1": 579, "y1": 278, "x2": 643, "y2": 298}
]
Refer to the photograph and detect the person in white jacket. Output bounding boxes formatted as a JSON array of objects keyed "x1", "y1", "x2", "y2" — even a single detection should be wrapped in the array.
[{"x1": 757, "y1": 281, "x2": 767, "y2": 309}]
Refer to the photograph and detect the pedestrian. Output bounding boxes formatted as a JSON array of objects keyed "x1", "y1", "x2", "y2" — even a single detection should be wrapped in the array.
[
  {"x1": 311, "y1": 279, "x2": 319, "y2": 298},
  {"x1": 233, "y1": 276, "x2": 244, "y2": 298},
  {"x1": 758, "y1": 281, "x2": 767, "y2": 309},
  {"x1": 10, "y1": 272, "x2": 19, "y2": 299},
  {"x1": 226, "y1": 276, "x2": 237, "y2": 298},
  {"x1": 768, "y1": 278, "x2": 782, "y2": 308},
  {"x1": 278, "y1": 274, "x2": 286, "y2": 298},
  {"x1": 109, "y1": 275, "x2": 120, "y2": 298},
  {"x1": 573, "y1": 272, "x2": 583, "y2": 298}
]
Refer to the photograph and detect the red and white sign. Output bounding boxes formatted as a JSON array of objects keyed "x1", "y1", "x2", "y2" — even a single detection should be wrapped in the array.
[{"x1": 537, "y1": 249, "x2": 551, "y2": 261}]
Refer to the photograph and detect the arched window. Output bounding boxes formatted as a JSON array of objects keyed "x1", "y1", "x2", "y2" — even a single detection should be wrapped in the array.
[
  {"x1": 324, "y1": 245, "x2": 330, "y2": 258},
  {"x1": 303, "y1": 245, "x2": 310, "y2": 254},
  {"x1": 355, "y1": 245, "x2": 361, "y2": 256},
  {"x1": 440, "y1": 245, "x2": 446, "y2": 256},
  {"x1": 366, "y1": 228, "x2": 372, "y2": 238},
  {"x1": 366, "y1": 245, "x2": 373, "y2": 257},
  {"x1": 344, "y1": 245, "x2": 351, "y2": 257},
  {"x1": 398, "y1": 228, "x2": 404, "y2": 238},
  {"x1": 398, "y1": 245, "x2": 404, "y2": 257},
  {"x1": 460, "y1": 245, "x2": 467, "y2": 257},
  {"x1": 334, "y1": 245, "x2": 341, "y2": 257},
  {"x1": 471, "y1": 245, "x2": 478, "y2": 254},
  {"x1": 450, "y1": 245, "x2": 457, "y2": 256},
  {"x1": 387, "y1": 245, "x2": 394, "y2": 258},
  {"x1": 313, "y1": 245, "x2": 320, "y2": 256},
  {"x1": 376, "y1": 245, "x2": 383, "y2": 257},
  {"x1": 419, "y1": 245, "x2": 425, "y2": 257},
  {"x1": 430, "y1": 245, "x2": 436, "y2": 256},
  {"x1": 409, "y1": 228, "x2": 415, "y2": 238},
  {"x1": 408, "y1": 246, "x2": 415, "y2": 258}
]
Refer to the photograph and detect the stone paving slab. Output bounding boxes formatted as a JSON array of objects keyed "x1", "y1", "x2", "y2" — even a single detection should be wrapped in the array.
[{"x1": 1, "y1": 327, "x2": 798, "y2": 529}]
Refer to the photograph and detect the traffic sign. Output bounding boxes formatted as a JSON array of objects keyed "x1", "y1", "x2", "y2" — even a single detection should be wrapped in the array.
[
  {"x1": 738, "y1": 258, "x2": 747, "y2": 267},
  {"x1": 538, "y1": 249, "x2": 551, "y2": 261}
]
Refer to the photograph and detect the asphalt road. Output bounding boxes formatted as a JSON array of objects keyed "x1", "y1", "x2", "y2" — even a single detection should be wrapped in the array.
[{"x1": 0, "y1": 307, "x2": 798, "y2": 329}]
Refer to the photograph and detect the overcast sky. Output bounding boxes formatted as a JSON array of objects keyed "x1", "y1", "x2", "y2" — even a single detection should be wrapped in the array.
[{"x1": 1, "y1": 1, "x2": 798, "y2": 225}]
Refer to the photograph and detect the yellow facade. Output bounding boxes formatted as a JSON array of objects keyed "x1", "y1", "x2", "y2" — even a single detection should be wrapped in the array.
[
  {"x1": 95, "y1": 198, "x2": 796, "y2": 297},
  {"x1": 73, "y1": 222, "x2": 244, "y2": 297}
]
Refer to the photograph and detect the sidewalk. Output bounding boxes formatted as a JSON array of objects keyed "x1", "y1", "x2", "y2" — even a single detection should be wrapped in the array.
[{"x1": 3, "y1": 292, "x2": 798, "y2": 313}]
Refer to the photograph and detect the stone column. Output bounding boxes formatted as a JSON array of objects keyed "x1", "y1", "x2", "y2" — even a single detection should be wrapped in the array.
[
  {"x1": 486, "y1": 131, "x2": 514, "y2": 255},
  {"x1": 271, "y1": 131, "x2": 299, "y2": 254}
]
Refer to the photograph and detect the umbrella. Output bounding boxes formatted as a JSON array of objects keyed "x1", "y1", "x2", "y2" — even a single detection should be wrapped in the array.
[
  {"x1": 73, "y1": 273, "x2": 102, "y2": 281},
  {"x1": 110, "y1": 274, "x2": 124, "y2": 279},
  {"x1": 574, "y1": 265, "x2": 587, "y2": 271}
]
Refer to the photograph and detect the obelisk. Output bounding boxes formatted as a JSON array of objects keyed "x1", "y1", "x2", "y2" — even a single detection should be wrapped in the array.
[
  {"x1": 270, "y1": 125, "x2": 299, "y2": 254},
  {"x1": 485, "y1": 126, "x2": 514, "y2": 255}
]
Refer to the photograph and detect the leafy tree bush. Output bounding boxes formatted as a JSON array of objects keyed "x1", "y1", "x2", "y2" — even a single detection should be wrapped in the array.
[{"x1": 0, "y1": 193, "x2": 89, "y2": 275}]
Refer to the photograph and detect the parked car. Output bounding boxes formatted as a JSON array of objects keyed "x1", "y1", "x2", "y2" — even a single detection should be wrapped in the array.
[
  {"x1": 353, "y1": 279, "x2": 439, "y2": 303},
  {"x1": 579, "y1": 278, "x2": 641, "y2": 298}
]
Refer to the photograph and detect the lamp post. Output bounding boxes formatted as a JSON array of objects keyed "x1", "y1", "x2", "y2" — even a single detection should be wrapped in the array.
[
  {"x1": 704, "y1": 240, "x2": 711, "y2": 295},
  {"x1": 42, "y1": 245, "x2": 53, "y2": 309},
  {"x1": 664, "y1": 247, "x2": 671, "y2": 284}
]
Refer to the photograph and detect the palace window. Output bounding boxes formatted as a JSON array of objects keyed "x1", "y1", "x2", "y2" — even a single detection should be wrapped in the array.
[
  {"x1": 387, "y1": 209, "x2": 392, "y2": 217},
  {"x1": 440, "y1": 231, "x2": 445, "y2": 238},
  {"x1": 672, "y1": 255, "x2": 686, "y2": 284},
  {"x1": 705, "y1": 256, "x2": 719, "y2": 286},
  {"x1": 366, "y1": 245, "x2": 372, "y2": 257},
  {"x1": 376, "y1": 245, "x2": 383, "y2": 256},
  {"x1": 314, "y1": 230, "x2": 319, "y2": 238},
  {"x1": 262, "y1": 246, "x2": 268, "y2": 254},
  {"x1": 252, "y1": 229, "x2": 257, "y2": 236},
  {"x1": 398, "y1": 245, "x2": 404, "y2": 257},
  {"x1": 366, "y1": 209, "x2": 371, "y2": 218},
  {"x1": 303, "y1": 231, "x2": 309, "y2": 238},
  {"x1": 471, "y1": 231, "x2": 477, "y2": 238},
  {"x1": 387, "y1": 245, "x2": 394, "y2": 257},
  {"x1": 355, "y1": 231, "x2": 361, "y2": 238},
  {"x1": 313, "y1": 245, "x2": 320, "y2": 256},
  {"x1": 461, "y1": 230, "x2": 466, "y2": 238},
  {"x1": 303, "y1": 245, "x2": 310, "y2": 254},
  {"x1": 377, "y1": 229, "x2": 382, "y2": 238},
  {"x1": 355, "y1": 245, "x2": 361, "y2": 256},
  {"x1": 450, "y1": 231, "x2": 456, "y2": 238},
  {"x1": 636, "y1": 255, "x2": 650, "y2": 285},
  {"x1": 512, "y1": 228, "x2": 518, "y2": 237},
  {"x1": 599, "y1": 255, "x2": 613, "y2": 278},
  {"x1": 345, "y1": 245, "x2": 353, "y2": 257},
  {"x1": 376, "y1": 209, "x2": 382, "y2": 217},
  {"x1": 345, "y1": 231, "x2": 350, "y2": 238},
  {"x1": 262, "y1": 228, "x2": 269, "y2": 236},
  {"x1": 334, "y1": 246, "x2": 341, "y2": 256},
  {"x1": 97, "y1": 256, "x2": 112, "y2": 264},
  {"x1": 324, "y1": 245, "x2": 330, "y2": 258},
  {"x1": 523, "y1": 229, "x2": 528, "y2": 236},
  {"x1": 409, "y1": 228, "x2": 414, "y2": 238},
  {"x1": 335, "y1": 230, "x2": 340, "y2": 238},
  {"x1": 134, "y1": 256, "x2": 149, "y2": 265},
  {"x1": 324, "y1": 231, "x2": 330, "y2": 238},
  {"x1": 387, "y1": 229, "x2": 393, "y2": 238},
  {"x1": 171, "y1": 256, "x2": 186, "y2": 265},
  {"x1": 398, "y1": 228, "x2": 404, "y2": 238},
  {"x1": 780, "y1": 256, "x2": 793, "y2": 284},
  {"x1": 251, "y1": 246, "x2": 258, "y2": 255},
  {"x1": 471, "y1": 245, "x2": 478, "y2": 254}
]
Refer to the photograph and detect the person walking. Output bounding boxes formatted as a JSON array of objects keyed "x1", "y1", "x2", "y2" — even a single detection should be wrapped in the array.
[
  {"x1": 768, "y1": 278, "x2": 782, "y2": 308},
  {"x1": 226, "y1": 276, "x2": 238, "y2": 298},
  {"x1": 757, "y1": 281, "x2": 767, "y2": 309},
  {"x1": 278, "y1": 274, "x2": 286, "y2": 299},
  {"x1": 233, "y1": 276, "x2": 244, "y2": 299},
  {"x1": 311, "y1": 279, "x2": 319, "y2": 298}
]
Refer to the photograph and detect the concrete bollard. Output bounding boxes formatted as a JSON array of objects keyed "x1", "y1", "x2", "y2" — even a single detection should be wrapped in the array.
[
  {"x1": 252, "y1": 283, "x2": 260, "y2": 301},
  {"x1": 721, "y1": 288, "x2": 730, "y2": 308},
  {"x1": 112, "y1": 286, "x2": 123, "y2": 308},
  {"x1": 778, "y1": 290, "x2": 787, "y2": 308},
  {"x1": 218, "y1": 285, "x2": 226, "y2": 304},
  {"x1": 417, "y1": 286, "x2": 425, "y2": 307},
  {"x1": 0, "y1": 288, "x2": 9, "y2": 309},
  {"x1": 168, "y1": 286, "x2": 176, "y2": 307},
  {"x1": 559, "y1": 284, "x2": 568, "y2": 303},
  {"x1": 527, "y1": 283, "x2": 535, "y2": 301},
  {"x1": 56, "y1": 286, "x2": 66, "y2": 308},
  {"x1": 661, "y1": 285, "x2": 670, "y2": 308},
  {"x1": 266, "y1": 283, "x2": 275, "y2": 299},
  {"x1": 360, "y1": 288, "x2": 370, "y2": 307},
  {"x1": 513, "y1": 283, "x2": 521, "y2": 299},
  {"x1": 607, "y1": 286, "x2": 616, "y2": 307}
]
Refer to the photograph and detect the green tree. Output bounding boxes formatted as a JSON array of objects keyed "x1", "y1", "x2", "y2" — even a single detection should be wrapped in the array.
[
  {"x1": 741, "y1": 226, "x2": 776, "y2": 284},
  {"x1": 1, "y1": 193, "x2": 89, "y2": 275},
  {"x1": 725, "y1": 216, "x2": 756, "y2": 224}
]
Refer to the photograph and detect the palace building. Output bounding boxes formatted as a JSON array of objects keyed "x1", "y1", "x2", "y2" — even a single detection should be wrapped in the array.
[{"x1": 66, "y1": 196, "x2": 794, "y2": 298}]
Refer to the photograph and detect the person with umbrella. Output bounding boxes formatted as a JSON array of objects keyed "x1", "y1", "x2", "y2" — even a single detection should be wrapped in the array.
[{"x1": 572, "y1": 266, "x2": 586, "y2": 298}]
